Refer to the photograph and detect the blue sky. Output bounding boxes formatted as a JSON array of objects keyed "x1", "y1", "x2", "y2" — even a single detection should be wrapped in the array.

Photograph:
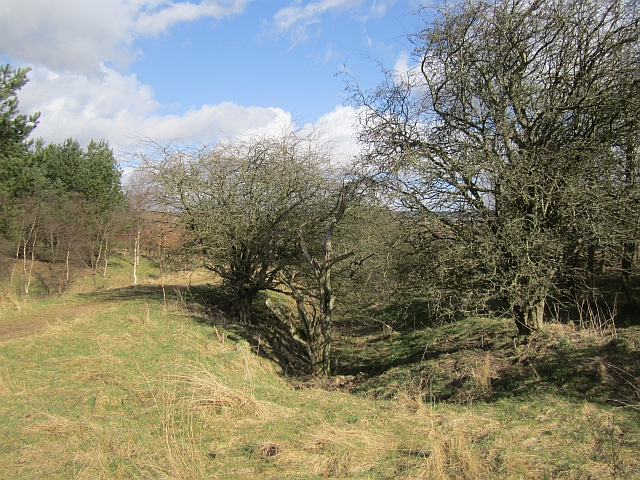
[
  {"x1": 0, "y1": 0, "x2": 423, "y2": 161},
  {"x1": 132, "y1": 2, "x2": 414, "y2": 120}
]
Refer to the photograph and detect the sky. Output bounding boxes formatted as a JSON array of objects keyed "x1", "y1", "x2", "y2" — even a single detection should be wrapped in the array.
[{"x1": 0, "y1": 0, "x2": 424, "y2": 166}]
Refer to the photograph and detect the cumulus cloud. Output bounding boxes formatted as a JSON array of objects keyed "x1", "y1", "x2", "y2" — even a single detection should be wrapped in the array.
[
  {"x1": 391, "y1": 49, "x2": 423, "y2": 88},
  {"x1": 0, "y1": 0, "x2": 250, "y2": 73},
  {"x1": 141, "y1": 103, "x2": 294, "y2": 143},
  {"x1": 18, "y1": 65, "x2": 294, "y2": 153},
  {"x1": 3, "y1": 0, "x2": 364, "y2": 165},
  {"x1": 308, "y1": 104, "x2": 362, "y2": 166},
  {"x1": 17, "y1": 63, "x2": 361, "y2": 167},
  {"x1": 393, "y1": 49, "x2": 412, "y2": 76}
]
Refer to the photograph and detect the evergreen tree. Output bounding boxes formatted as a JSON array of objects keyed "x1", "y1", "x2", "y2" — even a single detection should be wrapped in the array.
[{"x1": 0, "y1": 65, "x2": 40, "y2": 233}]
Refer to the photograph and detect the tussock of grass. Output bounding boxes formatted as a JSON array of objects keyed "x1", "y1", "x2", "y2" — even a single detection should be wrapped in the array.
[
  {"x1": 295, "y1": 420, "x2": 393, "y2": 477},
  {"x1": 178, "y1": 364, "x2": 292, "y2": 419}
]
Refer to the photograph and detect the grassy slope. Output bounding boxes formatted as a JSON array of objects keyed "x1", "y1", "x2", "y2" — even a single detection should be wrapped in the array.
[{"x1": 0, "y1": 277, "x2": 639, "y2": 478}]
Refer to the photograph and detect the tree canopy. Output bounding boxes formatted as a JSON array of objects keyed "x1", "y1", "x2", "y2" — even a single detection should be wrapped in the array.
[
  {"x1": 35, "y1": 138, "x2": 124, "y2": 215},
  {"x1": 141, "y1": 130, "x2": 335, "y2": 323},
  {"x1": 351, "y1": 0, "x2": 640, "y2": 333},
  {"x1": 0, "y1": 65, "x2": 39, "y2": 160},
  {"x1": 0, "y1": 65, "x2": 40, "y2": 203}
]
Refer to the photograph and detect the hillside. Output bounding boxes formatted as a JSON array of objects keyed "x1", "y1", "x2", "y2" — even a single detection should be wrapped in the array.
[{"x1": 0, "y1": 281, "x2": 639, "y2": 479}]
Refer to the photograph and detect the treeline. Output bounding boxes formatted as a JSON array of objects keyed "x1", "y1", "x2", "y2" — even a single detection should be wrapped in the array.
[
  {"x1": 1, "y1": 0, "x2": 639, "y2": 377},
  {"x1": 0, "y1": 65, "x2": 124, "y2": 299}
]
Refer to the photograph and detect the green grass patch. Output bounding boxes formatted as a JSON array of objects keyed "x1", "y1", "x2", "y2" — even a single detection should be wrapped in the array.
[{"x1": 0, "y1": 285, "x2": 639, "y2": 478}]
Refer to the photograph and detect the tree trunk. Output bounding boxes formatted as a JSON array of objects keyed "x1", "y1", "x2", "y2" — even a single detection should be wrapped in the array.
[
  {"x1": 514, "y1": 297, "x2": 545, "y2": 335},
  {"x1": 233, "y1": 287, "x2": 258, "y2": 324},
  {"x1": 133, "y1": 228, "x2": 140, "y2": 285},
  {"x1": 283, "y1": 193, "x2": 353, "y2": 376},
  {"x1": 91, "y1": 235, "x2": 103, "y2": 287},
  {"x1": 621, "y1": 242, "x2": 640, "y2": 311},
  {"x1": 281, "y1": 281, "x2": 333, "y2": 376},
  {"x1": 23, "y1": 235, "x2": 36, "y2": 301},
  {"x1": 312, "y1": 270, "x2": 333, "y2": 376},
  {"x1": 22, "y1": 215, "x2": 38, "y2": 301},
  {"x1": 101, "y1": 234, "x2": 109, "y2": 278},
  {"x1": 308, "y1": 324, "x2": 331, "y2": 376},
  {"x1": 308, "y1": 331, "x2": 331, "y2": 376},
  {"x1": 65, "y1": 243, "x2": 71, "y2": 283}
]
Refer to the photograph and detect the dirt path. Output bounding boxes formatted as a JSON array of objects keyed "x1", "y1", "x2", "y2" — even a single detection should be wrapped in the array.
[{"x1": 0, "y1": 301, "x2": 102, "y2": 342}]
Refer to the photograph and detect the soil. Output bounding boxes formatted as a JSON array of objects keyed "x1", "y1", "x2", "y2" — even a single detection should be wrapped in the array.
[{"x1": 0, "y1": 301, "x2": 101, "y2": 342}]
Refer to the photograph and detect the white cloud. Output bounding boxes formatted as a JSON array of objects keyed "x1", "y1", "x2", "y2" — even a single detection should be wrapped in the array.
[
  {"x1": 392, "y1": 49, "x2": 423, "y2": 87},
  {"x1": 369, "y1": 1, "x2": 388, "y2": 18},
  {"x1": 273, "y1": 0, "x2": 363, "y2": 42},
  {"x1": 274, "y1": 0, "x2": 357, "y2": 31},
  {"x1": 17, "y1": 64, "x2": 361, "y2": 166},
  {"x1": 135, "y1": 0, "x2": 248, "y2": 36},
  {"x1": 271, "y1": 0, "x2": 399, "y2": 46},
  {"x1": 356, "y1": 0, "x2": 396, "y2": 22},
  {"x1": 141, "y1": 103, "x2": 294, "y2": 143},
  {"x1": 0, "y1": 0, "x2": 250, "y2": 73},
  {"x1": 2, "y1": 0, "x2": 365, "y2": 165},
  {"x1": 322, "y1": 44, "x2": 339, "y2": 65},
  {"x1": 307, "y1": 104, "x2": 362, "y2": 166},
  {"x1": 18, "y1": 65, "x2": 295, "y2": 154},
  {"x1": 394, "y1": 49, "x2": 412, "y2": 76}
]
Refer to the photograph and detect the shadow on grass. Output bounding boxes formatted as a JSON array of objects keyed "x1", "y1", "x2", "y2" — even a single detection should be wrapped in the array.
[
  {"x1": 78, "y1": 284, "x2": 167, "y2": 303},
  {"x1": 332, "y1": 303, "x2": 640, "y2": 407},
  {"x1": 80, "y1": 283, "x2": 640, "y2": 407},
  {"x1": 490, "y1": 334, "x2": 640, "y2": 406},
  {"x1": 80, "y1": 284, "x2": 312, "y2": 376}
]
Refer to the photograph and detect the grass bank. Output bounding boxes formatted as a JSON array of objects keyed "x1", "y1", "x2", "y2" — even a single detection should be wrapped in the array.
[{"x1": 0, "y1": 283, "x2": 639, "y2": 478}]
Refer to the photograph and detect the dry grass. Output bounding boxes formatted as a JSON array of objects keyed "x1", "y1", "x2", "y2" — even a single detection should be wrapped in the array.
[
  {"x1": 392, "y1": 392, "x2": 489, "y2": 480},
  {"x1": 178, "y1": 363, "x2": 292, "y2": 420},
  {"x1": 416, "y1": 427, "x2": 485, "y2": 480},
  {"x1": 1, "y1": 287, "x2": 639, "y2": 479},
  {"x1": 295, "y1": 420, "x2": 394, "y2": 477}
]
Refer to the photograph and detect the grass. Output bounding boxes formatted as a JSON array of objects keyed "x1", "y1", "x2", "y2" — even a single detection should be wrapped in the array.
[
  {"x1": 332, "y1": 305, "x2": 640, "y2": 406},
  {"x1": 0, "y1": 265, "x2": 639, "y2": 478}
]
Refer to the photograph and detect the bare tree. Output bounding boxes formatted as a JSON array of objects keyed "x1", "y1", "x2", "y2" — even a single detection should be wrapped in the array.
[
  {"x1": 350, "y1": 0, "x2": 640, "y2": 333},
  {"x1": 141, "y1": 130, "x2": 333, "y2": 323},
  {"x1": 267, "y1": 193, "x2": 354, "y2": 376}
]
